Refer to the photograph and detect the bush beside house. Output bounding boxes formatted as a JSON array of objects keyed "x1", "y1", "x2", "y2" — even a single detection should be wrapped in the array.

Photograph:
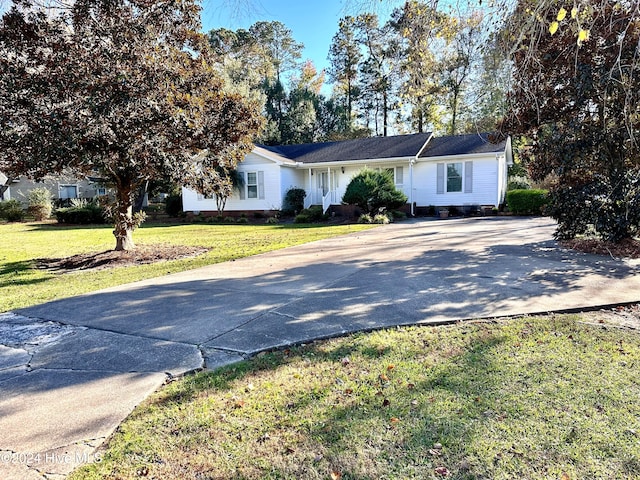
[
  {"x1": 506, "y1": 189, "x2": 548, "y2": 215},
  {"x1": 342, "y1": 169, "x2": 407, "y2": 215}
]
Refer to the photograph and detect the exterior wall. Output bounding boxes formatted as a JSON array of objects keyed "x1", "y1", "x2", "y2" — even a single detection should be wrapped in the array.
[
  {"x1": 280, "y1": 166, "x2": 305, "y2": 203},
  {"x1": 5, "y1": 174, "x2": 107, "y2": 206},
  {"x1": 182, "y1": 152, "x2": 286, "y2": 213},
  {"x1": 412, "y1": 155, "x2": 503, "y2": 208},
  {"x1": 304, "y1": 163, "x2": 411, "y2": 207},
  {"x1": 181, "y1": 149, "x2": 509, "y2": 214}
]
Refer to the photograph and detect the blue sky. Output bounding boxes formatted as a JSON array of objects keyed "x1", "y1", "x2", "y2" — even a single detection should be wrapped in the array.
[{"x1": 201, "y1": 0, "x2": 400, "y2": 77}]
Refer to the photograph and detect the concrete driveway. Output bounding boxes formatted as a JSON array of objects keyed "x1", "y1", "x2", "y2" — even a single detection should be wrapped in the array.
[{"x1": 1, "y1": 217, "x2": 639, "y2": 478}]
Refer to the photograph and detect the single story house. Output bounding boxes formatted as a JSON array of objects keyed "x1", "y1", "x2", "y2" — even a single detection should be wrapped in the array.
[
  {"x1": 0, "y1": 171, "x2": 110, "y2": 205},
  {"x1": 183, "y1": 131, "x2": 513, "y2": 217}
]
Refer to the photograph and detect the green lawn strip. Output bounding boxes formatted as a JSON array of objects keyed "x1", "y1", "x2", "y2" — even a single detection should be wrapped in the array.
[
  {"x1": 0, "y1": 222, "x2": 375, "y2": 312},
  {"x1": 71, "y1": 316, "x2": 640, "y2": 480}
]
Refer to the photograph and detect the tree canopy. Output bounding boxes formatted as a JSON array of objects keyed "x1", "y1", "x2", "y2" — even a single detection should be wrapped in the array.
[
  {"x1": 501, "y1": 0, "x2": 640, "y2": 241},
  {"x1": 0, "y1": 0, "x2": 262, "y2": 250}
]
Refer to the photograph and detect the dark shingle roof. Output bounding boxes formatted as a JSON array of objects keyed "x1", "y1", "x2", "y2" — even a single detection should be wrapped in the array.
[
  {"x1": 259, "y1": 133, "x2": 432, "y2": 164},
  {"x1": 419, "y1": 133, "x2": 506, "y2": 158}
]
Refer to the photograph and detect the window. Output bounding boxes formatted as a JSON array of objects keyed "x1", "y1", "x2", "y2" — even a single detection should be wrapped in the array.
[
  {"x1": 96, "y1": 187, "x2": 107, "y2": 196},
  {"x1": 383, "y1": 167, "x2": 404, "y2": 186},
  {"x1": 59, "y1": 185, "x2": 78, "y2": 199},
  {"x1": 437, "y1": 161, "x2": 473, "y2": 194},
  {"x1": 247, "y1": 172, "x2": 258, "y2": 199},
  {"x1": 239, "y1": 171, "x2": 265, "y2": 200},
  {"x1": 446, "y1": 163, "x2": 463, "y2": 192}
]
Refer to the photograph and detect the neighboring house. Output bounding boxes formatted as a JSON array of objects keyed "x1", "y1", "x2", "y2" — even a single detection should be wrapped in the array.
[
  {"x1": 182, "y1": 132, "x2": 513, "y2": 216},
  {"x1": 0, "y1": 171, "x2": 109, "y2": 205}
]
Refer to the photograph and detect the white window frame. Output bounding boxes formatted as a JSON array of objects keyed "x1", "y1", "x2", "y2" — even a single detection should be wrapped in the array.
[
  {"x1": 246, "y1": 171, "x2": 258, "y2": 199},
  {"x1": 437, "y1": 161, "x2": 473, "y2": 195},
  {"x1": 446, "y1": 162, "x2": 463, "y2": 193},
  {"x1": 59, "y1": 184, "x2": 78, "y2": 199}
]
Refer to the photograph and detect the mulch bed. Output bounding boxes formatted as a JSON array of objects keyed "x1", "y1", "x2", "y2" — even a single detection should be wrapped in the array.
[
  {"x1": 37, "y1": 244, "x2": 209, "y2": 273},
  {"x1": 560, "y1": 237, "x2": 640, "y2": 259}
]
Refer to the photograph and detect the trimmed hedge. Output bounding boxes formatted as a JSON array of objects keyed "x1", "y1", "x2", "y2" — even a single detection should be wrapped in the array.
[
  {"x1": 506, "y1": 189, "x2": 548, "y2": 215},
  {"x1": 55, "y1": 206, "x2": 106, "y2": 224}
]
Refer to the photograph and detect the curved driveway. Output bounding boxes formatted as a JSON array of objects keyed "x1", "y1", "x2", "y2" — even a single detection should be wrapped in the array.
[{"x1": 1, "y1": 217, "x2": 640, "y2": 478}]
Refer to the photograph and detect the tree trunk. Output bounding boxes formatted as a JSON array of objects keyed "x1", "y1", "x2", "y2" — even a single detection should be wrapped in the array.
[
  {"x1": 133, "y1": 180, "x2": 148, "y2": 213},
  {"x1": 113, "y1": 184, "x2": 135, "y2": 251}
]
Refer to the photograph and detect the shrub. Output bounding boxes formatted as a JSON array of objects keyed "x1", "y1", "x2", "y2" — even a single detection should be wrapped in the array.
[
  {"x1": 373, "y1": 214, "x2": 390, "y2": 224},
  {"x1": 299, "y1": 205, "x2": 328, "y2": 222},
  {"x1": 390, "y1": 210, "x2": 407, "y2": 220},
  {"x1": 55, "y1": 204, "x2": 106, "y2": 224},
  {"x1": 266, "y1": 216, "x2": 279, "y2": 224},
  {"x1": 294, "y1": 214, "x2": 310, "y2": 224},
  {"x1": 282, "y1": 188, "x2": 306, "y2": 216},
  {"x1": 1, "y1": 201, "x2": 25, "y2": 222},
  {"x1": 507, "y1": 175, "x2": 531, "y2": 191},
  {"x1": 358, "y1": 214, "x2": 373, "y2": 224},
  {"x1": 164, "y1": 194, "x2": 183, "y2": 216},
  {"x1": 0, "y1": 200, "x2": 23, "y2": 220},
  {"x1": 27, "y1": 187, "x2": 53, "y2": 220},
  {"x1": 237, "y1": 217, "x2": 249, "y2": 224},
  {"x1": 342, "y1": 169, "x2": 407, "y2": 214},
  {"x1": 506, "y1": 189, "x2": 548, "y2": 215}
]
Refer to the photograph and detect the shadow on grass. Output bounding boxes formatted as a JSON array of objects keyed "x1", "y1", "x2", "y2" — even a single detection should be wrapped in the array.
[{"x1": 0, "y1": 260, "x2": 49, "y2": 289}]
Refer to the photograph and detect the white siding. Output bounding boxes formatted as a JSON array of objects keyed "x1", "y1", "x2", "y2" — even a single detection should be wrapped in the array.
[
  {"x1": 280, "y1": 166, "x2": 305, "y2": 201},
  {"x1": 182, "y1": 152, "x2": 286, "y2": 212},
  {"x1": 303, "y1": 164, "x2": 411, "y2": 206},
  {"x1": 412, "y1": 155, "x2": 502, "y2": 207}
]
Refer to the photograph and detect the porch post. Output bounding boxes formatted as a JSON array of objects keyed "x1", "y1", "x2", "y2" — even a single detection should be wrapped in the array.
[{"x1": 309, "y1": 168, "x2": 313, "y2": 205}]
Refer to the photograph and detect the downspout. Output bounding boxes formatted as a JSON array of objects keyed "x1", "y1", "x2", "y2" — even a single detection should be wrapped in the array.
[
  {"x1": 410, "y1": 157, "x2": 416, "y2": 217},
  {"x1": 496, "y1": 155, "x2": 501, "y2": 208}
]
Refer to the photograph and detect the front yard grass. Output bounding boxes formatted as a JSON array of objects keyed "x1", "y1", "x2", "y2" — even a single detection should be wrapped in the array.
[
  {"x1": 71, "y1": 315, "x2": 640, "y2": 480},
  {"x1": 0, "y1": 221, "x2": 375, "y2": 312}
]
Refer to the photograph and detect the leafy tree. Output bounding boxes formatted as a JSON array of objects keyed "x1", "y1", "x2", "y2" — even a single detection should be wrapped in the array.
[
  {"x1": 342, "y1": 169, "x2": 407, "y2": 214},
  {"x1": 328, "y1": 16, "x2": 362, "y2": 130},
  {"x1": 502, "y1": 0, "x2": 640, "y2": 242},
  {"x1": 437, "y1": 10, "x2": 484, "y2": 135},
  {"x1": 390, "y1": 1, "x2": 447, "y2": 133},
  {"x1": 0, "y1": 0, "x2": 262, "y2": 250},
  {"x1": 354, "y1": 13, "x2": 402, "y2": 137}
]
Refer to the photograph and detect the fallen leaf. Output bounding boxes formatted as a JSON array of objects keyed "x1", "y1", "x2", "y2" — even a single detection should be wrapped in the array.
[
  {"x1": 410, "y1": 399, "x2": 419, "y2": 407},
  {"x1": 560, "y1": 473, "x2": 570, "y2": 480},
  {"x1": 387, "y1": 364, "x2": 395, "y2": 371},
  {"x1": 382, "y1": 398, "x2": 391, "y2": 407},
  {"x1": 407, "y1": 383, "x2": 416, "y2": 390},
  {"x1": 557, "y1": 7, "x2": 567, "y2": 21},
  {"x1": 331, "y1": 471, "x2": 342, "y2": 480},
  {"x1": 390, "y1": 417, "x2": 400, "y2": 424},
  {"x1": 379, "y1": 374, "x2": 389, "y2": 382},
  {"x1": 344, "y1": 388, "x2": 353, "y2": 395},
  {"x1": 429, "y1": 448, "x2": 442, "y2": 456},
  {"x1": 341, "y1": 357, "x2": 350, "y2": 366},
  {"x1": 434, "y1": 466, "x2": 450, "y2": 477}
]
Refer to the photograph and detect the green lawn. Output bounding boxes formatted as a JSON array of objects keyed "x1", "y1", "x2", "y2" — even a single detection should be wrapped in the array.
[
  {"x1": 70, "y1": 316, "x2": 640, "y2": 480},
  {"x1": 0, "y1": 221, "x2": 375, "y2": 312}
]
